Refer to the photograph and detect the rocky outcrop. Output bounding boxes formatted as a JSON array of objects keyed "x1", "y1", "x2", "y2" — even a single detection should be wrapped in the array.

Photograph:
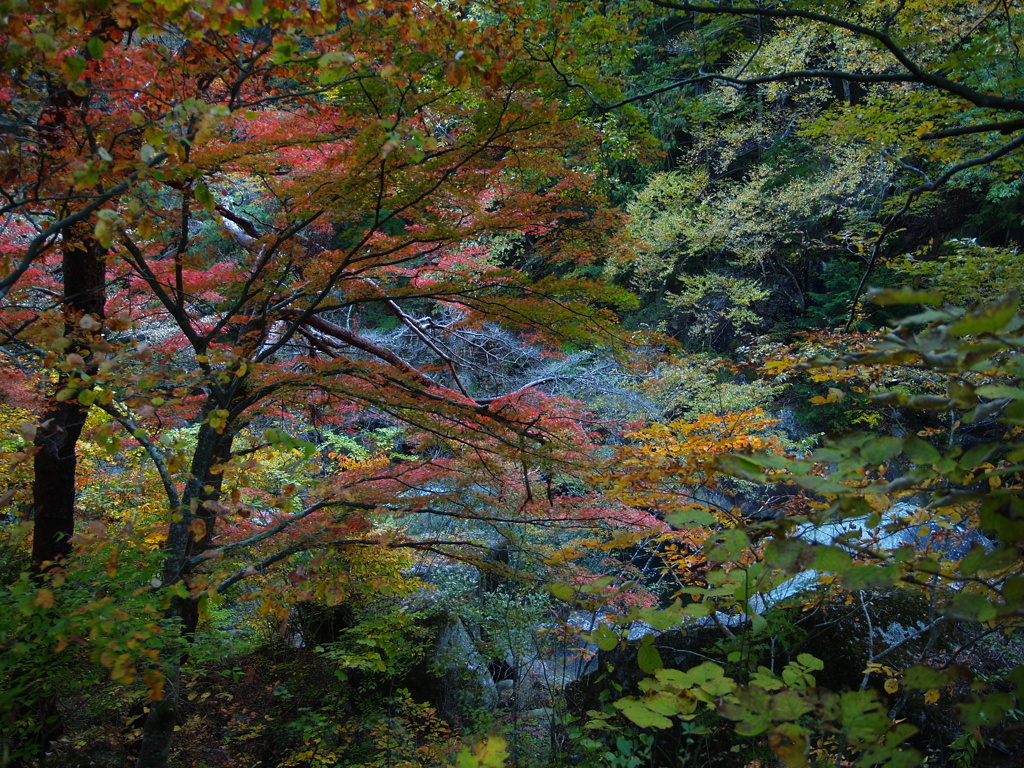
[{"x1": 398, "y1": 615, "x2": 498, "y2": 728}]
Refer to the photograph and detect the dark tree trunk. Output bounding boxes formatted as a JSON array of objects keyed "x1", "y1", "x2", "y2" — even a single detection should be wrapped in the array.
[
  {"x1": 136, "y1": 419, "x2": 237, "y2": 768},
  {"x1": 31, "y1": 224, "x2": 106, "y2": 569},
  {"x1": 181, "y1": 431, "x2": 234, "y2": 638},
  {"x1": 29, "y1": 16, "x2": 113, "y2": 569},
  {"x1": 32, "y1": 399, "x2": 90, "y2": 566},
  {"x1": 133, "y1": 611, "x2": 183, "y2": 768}
]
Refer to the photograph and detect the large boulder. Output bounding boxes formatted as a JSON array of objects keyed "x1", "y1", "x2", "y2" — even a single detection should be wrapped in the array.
[{"x1": 415, "y1": 615, "x2": 498, "y2": 727}]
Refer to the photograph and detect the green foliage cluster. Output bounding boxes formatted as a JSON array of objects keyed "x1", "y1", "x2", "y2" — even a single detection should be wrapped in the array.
[
  {"x1": 0, "y1": 525, "x2": 167, "y2": 764},
  {"x1": 637, "y1": 355, "x2": 783, "y2": 421},
  {"x1": 891, "y1": 239, "x2": 1024, "y2": 310}
]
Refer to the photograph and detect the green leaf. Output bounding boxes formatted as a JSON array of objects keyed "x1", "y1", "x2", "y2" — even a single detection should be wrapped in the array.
[
  {"x1": 812, "y1": 545, "x2": 852, "y2": 572},
  {"x1": 906, "y1": 394, "x2": 952, "y2": 409},
  {"x1": 959, "y1": 692, "x2": 1014, "y2": 729},
  {"x1": 947, "y1": 592, "x2": 997, "y2": 623},
  {"x1": 548, "y1": 582, "x2": 574, "y2": 601},
  {"x1": 792, "y1": 474, "x2": 849, "y2": 494},
  {"x1": 960, "y1": 443, "x2": 997, "y2": 469},
  {"x1": 635, "y1": 603, "x2": 685, "y2": 631},
  {"x1": 643, "y1": 690, "x2": 689, "y2": 717},
  {"x1": 901, "y1": 308, "x2": 958, "y2": 324},
  {"x1": 770, "y1": 690, "x2": 813, "y2": 721},
  {"x1": 860, "y1": 436, "x2": 903, "y2": 465},
  {"x1": 62, "y1": 55, "x2": 87, "y2": 80},
  {"x1": 688, "y1": 661, "x2": 727, "y2": 685},
  {"x1": 653, "y1": 668, "x2": 690, "y2": 688},
  {"x1": 637, "y1": 644, "x2": 663, "y2": 674},
  {"x1": 866, "y1": 288, "x2": 942, "y2": 306},
  {"x1": 34, "y1": 32, "x2": 57, "y2": 56},
  {"x1": 980, "y1": 494, "x2": 1024, "y2": 544},
  {"x1": 716, "y1": 454, "x2": 767, "y2": 482},
  {"x1": 87, "y1": 37, "x2": 106, "y2": 59},
  {"x1": 948, "y1": 294, "x2": 1019, "y2": 336},
  {"x1": 271, "y1": 37, "x2": 299, "y2": 63},
  {"x1": 960, "y1": 544, "x2": 1017, "y2": 577},
  {"x1": 719, "y1": 686, "x2": 772, "y2": 736},
  {"x1": 975, "y1": 384, "x2": 1024, "y2": 399},
  {"x1": 699, "y1": 673, "x2": 736, "y2": 698},
  {"x1": 705, "y1": 529, "x2": 749, "y2": 562},
  {"x1": 194, "y1": 182, "x2": 216, "y2": 212},
  {"x1": 592, "y1": 623, "x2": 618, "y2": 652},
  {"x1": 681, "y1": 602, "x2": 711, "y2": 621},
  {"x1": 902, "y1": 435, "x2": 940, "y2": 465},
  {"x1": 838, "y1": 689, "x2": 890, "y2": 742},
  {"x1": 614, "y1": 698, "x2": 673, "y2": 729},
  {"x1": 903, "y1": 664, "x2": 954, "y2": 690},
  {"x1": 840, "y1": 565, "x2": 899, "y2": 590},
  {"x1": 1002, "y1": 576, "x2": 1024, "y2": 612},
  {"x1": 796, "y1": 653, "x2": 824, "y2": 671},
  {"x1": 750, "y1": 666, "x2": 784, "y2": 691},
  {"x1": 764, "y1": 538, "x2": 811, "y2": 572},
  {"x1": 749, "y1": 612, "x2": 768, "y2": 635}
]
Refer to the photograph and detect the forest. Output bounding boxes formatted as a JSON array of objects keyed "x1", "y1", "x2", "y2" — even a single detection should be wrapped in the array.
[{"x1": 2, "y1": 1, "x2": 1024, "y2": 766}]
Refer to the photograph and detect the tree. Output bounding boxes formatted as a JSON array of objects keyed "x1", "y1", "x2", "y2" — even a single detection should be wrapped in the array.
[
  {"x1": 552, "y1": 0, "x2": 1024, "y2": 331},
  {"x1": 0, "y1": 1, "x2": 646, "y2": 764},
  {"x1": 589, "y1": 290, "x2": 1024, "y2": 765},
  {"x1": 562, "y1": 1, "x2": 1024, "y2": 327},
  {"x1": 2, "y1": 11, "x2": 125, "y2": 569}
]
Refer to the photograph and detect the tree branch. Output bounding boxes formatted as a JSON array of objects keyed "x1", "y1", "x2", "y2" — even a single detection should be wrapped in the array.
[
  {"x1": 649, "y1": 1, "x2": 1024, "y2": 113},
  {"x1": 845, "y1": 131, "x2": 1024, "y2": 329},
  {"x1": 97, "y1": 401, "x2": 181, "y2": 512}
]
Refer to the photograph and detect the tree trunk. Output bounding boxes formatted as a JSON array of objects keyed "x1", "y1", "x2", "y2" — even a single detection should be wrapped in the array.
[
  {"x1": 133, "y1": 617, "x2": 183, "y2": 768},
  {"x1": 31, "y1": 224, "x2": 106, "y2": 569},
  {"x1": 135, "y1": 419, "x2": 236, "y2": 768},
  {"x1": 181, "y1": 430, "x2": 234, "y2": 638},
  {"x1": 29, "y1": 13, "x2": 113, "y2": 568}
]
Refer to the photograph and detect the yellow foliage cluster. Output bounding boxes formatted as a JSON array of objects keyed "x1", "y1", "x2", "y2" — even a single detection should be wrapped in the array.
[{"x1": 600, "y1": 410, "x2": 788, "y2": 587}]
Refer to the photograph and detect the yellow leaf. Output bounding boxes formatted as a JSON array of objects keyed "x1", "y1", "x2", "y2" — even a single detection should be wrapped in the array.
[
  {"x1": 924, "y1": 689, "x2": 940, "y2": 704},
  {"x1": 145, "y1": 669, "x2": 166, "y2": 700},
  {"x1": 884, "y1": 678, "x2": 899, "y2": 694},
  {"x1": 111, "y1": 653, "x2": 135, "y2": 684},
  {"x1": 34, "y1": 588, "x2": 54, "y2": 609}
]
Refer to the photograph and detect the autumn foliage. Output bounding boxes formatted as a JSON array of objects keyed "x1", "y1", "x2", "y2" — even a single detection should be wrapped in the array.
[{"x1": 5, "y1": 1, "x2": 1024, "y2": 767}]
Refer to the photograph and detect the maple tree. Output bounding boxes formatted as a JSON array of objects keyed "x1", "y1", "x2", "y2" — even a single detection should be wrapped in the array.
[{"x1": 0, "y1": 1, "x2": 653, "y2": 764}]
